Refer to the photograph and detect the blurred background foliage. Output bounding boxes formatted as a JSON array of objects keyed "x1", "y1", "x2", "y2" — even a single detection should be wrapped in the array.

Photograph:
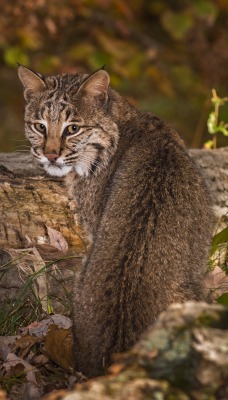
[{"x1": 0, "y1": 0, "x2": 228, "y2": 151}]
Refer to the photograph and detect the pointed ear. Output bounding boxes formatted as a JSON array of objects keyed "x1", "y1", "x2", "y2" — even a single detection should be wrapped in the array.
[
  {"x1": 78, "y1": 70, "x2": 110, "y2": 104},
  {"x1": 18, "y1": 65, "x2": 46, "y2": 101}
]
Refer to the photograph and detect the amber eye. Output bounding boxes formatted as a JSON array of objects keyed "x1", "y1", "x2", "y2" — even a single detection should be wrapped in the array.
[
  {"x1": 34, "y1": 123, "x2": 46, "y2": 134},
  {"x1": 65, "y1": 124, "x2": 80, "y2": 135}
]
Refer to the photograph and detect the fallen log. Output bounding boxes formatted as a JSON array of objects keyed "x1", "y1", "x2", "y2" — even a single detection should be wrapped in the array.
[
  {"x1": 0, "y1": 152, "x2": 85, "y2": 251},
  {"x1": 0, "y1": 148, "x2": 227, "y2": 251}
]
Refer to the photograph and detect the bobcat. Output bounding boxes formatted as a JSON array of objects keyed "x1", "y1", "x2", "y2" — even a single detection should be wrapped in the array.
[{"x1": 18, "y1": 65, "x2": 214, "y2": 377}]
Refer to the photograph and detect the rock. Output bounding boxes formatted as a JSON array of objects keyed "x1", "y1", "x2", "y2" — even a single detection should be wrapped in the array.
[
  {"x1": 136, "y1": 302, "x2": 228, "y2": 397},
  {"x1": 42, "y1": 302, "x2": 228, "y2": 400}
]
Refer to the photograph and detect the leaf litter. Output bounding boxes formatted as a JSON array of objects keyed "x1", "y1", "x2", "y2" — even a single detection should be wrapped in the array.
[
  {"x1": 0, "y1": 227, "x2": 85, "y2": 399},
  {"x1": 0, "y1": 314, "x2": 85, "y2": 400}
]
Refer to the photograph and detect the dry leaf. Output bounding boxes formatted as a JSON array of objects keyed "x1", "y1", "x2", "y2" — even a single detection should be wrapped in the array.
[
  {"x1": 23, "y1": 381, "x2": 42, "y2": 400},
  {"x1": 20, "y1": 315, "x2": 72, "y2": 338},
  {"x1": 46, "y1": 226, "x2": 68, "y2": 253},
  {"x1": 31, "y1": 353, "x2": 49, "y2": 366},
  {"x1": 49, "y1": 315, "x2": 72, "y2": 329},
  {"x1": 12, "y1": 335, "x2": 40, "y2": 359},
  {"x1": 22, "y1": 320, "x2": 51, "y2": 338},
  {"x1": 3, "y1": 353, "x2": 41, "y2": 386},
  {"x1": 2, "y1": 353, "x2": 43, "y2": 399},
  {"x1": 41, "y1": 389, "x2": 69, "y2": 400},
  {"x1": 108, "y1": 363, "x2": 125, "y2": 375},
  {"x1": 36, "y1": 244, "x2": 66, "y2": 260},
  {"x1": 4, "y1": 361, "x2": 25, "y2": 379},
  {"x1": 45, "y1": 324, "x2": 74, "y2": 372},
  {"x1": 0, "y1": 389, "x2": 7, "y2": 400},
  {"x1": 204, "y1": 266, "x2": 228, "y2": 300},
  {"x1": 0, "y1": 336, "x2": 20, "y2": 358},
  {"x1": 44, "y1": 18, "x2": 57, "y2": 35}
]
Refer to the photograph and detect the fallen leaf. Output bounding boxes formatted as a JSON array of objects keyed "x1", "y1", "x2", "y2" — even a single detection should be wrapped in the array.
[
  {"x1": 41, "y1": 389, "x2": 69, "y2": 400},
  {"x1": 20, "y1": 315, "x2": 72, "y2": 338},
  {"x1": 4, "y1": 361, "x2": 25, "y2": 379},
  {"x1": 45, "y1": 324, "x2": 74, "y2": 372},
  {"x1": 21, "y1": 320, "x2": 50, "y2": 338},
  {"x1": 49, "y1": 315, "x2": 72, "y2": 329},
  {"x1": 0, "y1": 389, "x2": 7, "y2": 400},
  {"x1": 3, "y1": 353, "x2": 41, "y2": 387},
  {"x1": 0, "y1": 336, "x2": 20, "y2": 359},
  {"x1": 31, "y1": 353, "x2": 49, "y2": 366},
  {"x1": 23, "y1": 381, "x2": 43, "y2": 400},
  {"x1": 46, "y1": 226, "x2": 68, "y2": 253},
  {"x1": 36, "y1": 244, "x2": 66, "y2": 260},
  {"x1": 204, "y1": 266, "x2": 228, "y2": 300},
  {"x1": 108, "y1": 363, "x2": 125, "y2": 375},
  {"x1": 12, "y1": 335, "x2": 40, "y2": 359}
]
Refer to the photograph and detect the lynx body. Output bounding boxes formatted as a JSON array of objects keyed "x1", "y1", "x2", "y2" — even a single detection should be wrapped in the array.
[{"x1": 18, "y1": 66, "x2": 214, "y2": 377}]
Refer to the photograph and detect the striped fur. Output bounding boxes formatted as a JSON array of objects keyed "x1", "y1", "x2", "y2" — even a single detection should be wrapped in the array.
[
  {"x1": 19, "y1": 69, "x2": 119, "y2": 177},
  {"x1": 18, "y1": 66, "x2": 215, "y2": 378}
]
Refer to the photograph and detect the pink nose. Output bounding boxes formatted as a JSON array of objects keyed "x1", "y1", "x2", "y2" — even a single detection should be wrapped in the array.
[{"x1": 45, "y1": 153, "x2": 58, "y2": 161}]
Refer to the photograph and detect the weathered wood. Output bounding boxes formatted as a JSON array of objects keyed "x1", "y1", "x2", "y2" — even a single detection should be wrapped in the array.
[
  {"x1": 0, "y1": 150, "x2": 227, "y2": 314},
  {"x1": 0, "y1": 153, "x2": 85, "y2": 251},
  {"x1": 0, "y1": 148, "x2": 227, "y2": 251},
  {"x1": 189, "y1": 147, "x2": 228, "y2": 220}
]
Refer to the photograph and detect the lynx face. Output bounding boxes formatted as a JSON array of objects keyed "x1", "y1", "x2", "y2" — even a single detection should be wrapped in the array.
[{"x1": 18, "y1": 66, "x2": 119, "y2": 177}]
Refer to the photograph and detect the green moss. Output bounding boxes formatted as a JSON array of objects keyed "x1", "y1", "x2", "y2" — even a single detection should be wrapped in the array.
[
  {"x1": 197, "y1": 311, "x2": 221, "y2": 328},
  {"x1": 140, "y1": 328, "x2": 170, "y2": 352},
  {"x1": 164, "y1": 331, "x2": 191, "y2": 362},
  {"x1": 198, "y1": 314, "x2": 216, "y2": 325}
]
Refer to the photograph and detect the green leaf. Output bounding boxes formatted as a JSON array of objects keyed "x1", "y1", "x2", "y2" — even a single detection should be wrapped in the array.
[
  {"x1": 68, "y1": 43, "x2": 94, "y2": 61},
  {"x1": 214, "y1": 125, "x2": 228, "y2": 136},
  {"x1": 192, "y1": 0, "x2": 218, "y2": 19},
  {"x1": 217, "y1": 293, "x2": 228, "y2": 306},
  {"x1": 37, "y1": 56, "x2": 60, "y2": 73},
  {"x1": 204, "y1": 140, "x2": 213, "y2": 149},
  {"x1": 89, "y1": 50, "x2": 110, "y2": 70},
  {"x1": 161, "y1": 10, "x2": 193, "y2": 40},
  {"x1": 3, "y1": 46, "x2": 29, "y2": 67},
  {"x1": 207, "y1": 112, "x2": 216, "y2": 134},
  {"x1": 210, "y1": 226, "x2": 228, "y2": 257}
]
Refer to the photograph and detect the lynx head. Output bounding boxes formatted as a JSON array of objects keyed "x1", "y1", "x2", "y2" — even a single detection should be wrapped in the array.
[{"x1": 18, "y1": 66, "x2": 119, "y2": 177}]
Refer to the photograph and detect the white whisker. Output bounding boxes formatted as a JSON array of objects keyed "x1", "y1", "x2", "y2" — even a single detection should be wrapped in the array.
[
  {"x1": 9, "y1": 138, "x2": 29, "y2": 142},
  {"x1": 13, "y1": 150, "x2": 30, "y2": 153}
]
